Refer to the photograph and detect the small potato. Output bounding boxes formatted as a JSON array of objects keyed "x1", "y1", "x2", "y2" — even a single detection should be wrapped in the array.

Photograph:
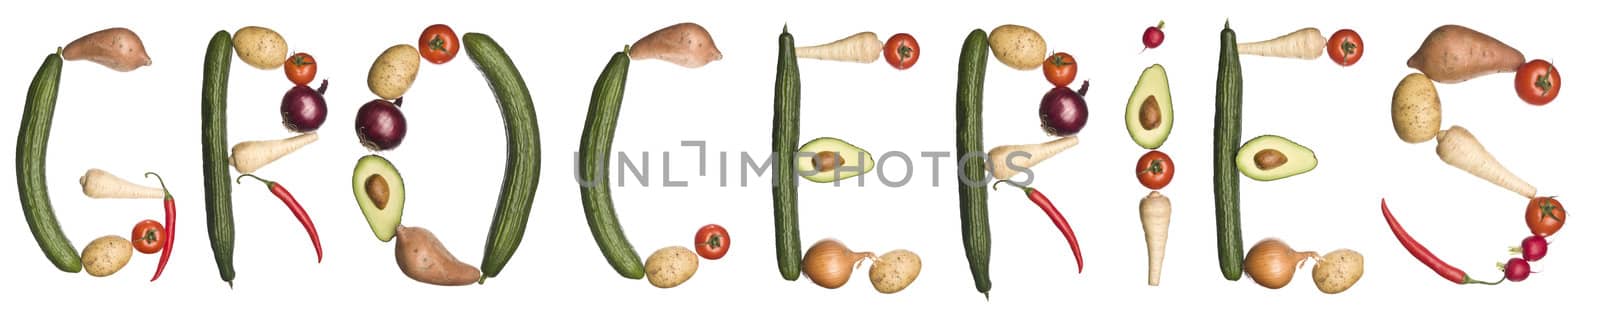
[
  {"x1": 395, "y1": 226, "x2": 480, "y2": 286},
  {"x1": 368, "y1": 44, "x2": 421, "y2": 100},
  {"x1": 645, "y1": 246, "x2": 698, "y2": 288},
  {"x1": 233, "y1": 26, "x2": 288, "y2": 70},
  {"x1": 82, "y1": 235, "x2": 132, "y2": 277},
  {"x1": 1313, "y1": 249, "x2": 1364, "y2": 294},
  {"x1": 869, "y1": 249, "x2": 921, "y2": 294},
  {"x1": 988, "y1": 24, "x2": 1047, "y2": 71},
  {"x1": 1391, "y1": 73, "x2": 1442, "y2": 144}
]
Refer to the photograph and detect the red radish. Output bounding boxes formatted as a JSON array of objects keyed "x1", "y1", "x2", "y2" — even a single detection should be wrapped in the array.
[
  {"x1": 1501, "y1": 258, "x2": 1532, "y2": 282},
  {"x1": 1141, "y1": 21, "x2": 1166, "y2": 52},
  {"x1": 1512, "y1": 235, "x2": 1548, "y2": 262}
]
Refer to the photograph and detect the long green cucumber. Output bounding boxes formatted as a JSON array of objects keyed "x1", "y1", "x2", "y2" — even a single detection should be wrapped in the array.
[
  {"x1": 462, "y1": 32, "x2": 541, "y2": 284},
  {"x1": 956, "y1": 29, "x2": 992, "y2": 297},
  {"x1": 17, "y1": 49, "x2": 79, "y2": 273},
  {"x1": 772, "y1": 26, "x2": 802, "y2": 281},
  {"x1": 1214, "y1": 21, "x2": 1245, "y2": 281},
  {"x1": 201, "y1": 30, "x2": 236, "y2": 286},
  {"x1": 578, "y1": 46, "x2": 642, "y2": 279}
]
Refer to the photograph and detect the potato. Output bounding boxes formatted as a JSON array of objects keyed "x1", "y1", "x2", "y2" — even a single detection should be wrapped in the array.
[
  {"x1": 988, "y1": 24, "x2": 1047, "y2": 71},
  {"x1": 82, "y1": 235, "x2": 132, "y2": 277},
  {"x1": 61, "y1": 27, "x2": 152, "y2": 72},
  {"x1": 1392, "y1": 73, "x2": 1442, "y2": 144},
  {"x1": 1312, "y1": 249, "x2": 1364, "y2": 294},
  {"x1": 645, "y1": 246, "x2": 698, "y2": 288},
  {"x1": 233, "y1": 26, "x2": 288, "y2": 70},
  {"x1": 1406, "y1": 25, "x2": 1525, "y2": 84},
  {"x1": 628, "y1": 22, "x2": 723, "y2": 68},
  {"x1": 868, "y1": 249, "x2": 921, "y2": 294},
  {"x1": 368, "y1": 44, "x2": 421, "y2": 100},
  {"x1": 394, "y1": 226, "x2": 480, "y2": 286}
]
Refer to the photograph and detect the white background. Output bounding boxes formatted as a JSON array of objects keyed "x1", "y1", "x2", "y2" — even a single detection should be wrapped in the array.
[{"x1": 3, "y1": 0, "x2": 1593, "y2": 326}]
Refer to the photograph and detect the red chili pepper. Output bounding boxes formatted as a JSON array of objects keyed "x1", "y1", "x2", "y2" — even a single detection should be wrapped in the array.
[
  {"x1": 1380, "y1": 199, "x2": 1502, "y2": 285},
  {"x1": 996, "y1": 181, "x2": 1083, "y2": 273},
  {"x1": 238, "y1": 174, "x2": 322, "y2": 262},
  {"x1": 146, "y1": 172, "x2": 175, "y2": 282}
]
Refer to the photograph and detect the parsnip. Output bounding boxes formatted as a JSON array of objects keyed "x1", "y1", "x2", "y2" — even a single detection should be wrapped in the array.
[
  {"x1": 1435, "y1": 125, "x2": 1536, "y2": 198},
  {"x1": 795, "y1": 32, "x2": 882, "y2": 63},
  {"x1": 80, "y1": 168, "x2": 164, "y2": 199},
  {"x1": 988, "y1": 136, "x2": 1080, "y2": 181},
  {"x1": 1140, "y1": 191, "x2": 1171, "y2": 286},
  {"x1": 1237, "y1": 27, "x2": 1326, "y2": 60},
  {"x1": 230, "y1": 132, "x2": 318, "y2": 174}
]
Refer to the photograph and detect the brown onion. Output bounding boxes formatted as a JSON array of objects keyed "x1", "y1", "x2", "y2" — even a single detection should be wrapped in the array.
[
  {"x1": 1243, "y1": 238, "x2": 1319, "y2": 289},
  {"x1": 802, "y1": 239, "x2": 875, "y2": 289}
]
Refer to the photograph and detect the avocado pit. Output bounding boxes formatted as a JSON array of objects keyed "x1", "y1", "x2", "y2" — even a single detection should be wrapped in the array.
[
  {"x1": 812, "y1": 151, "x2": 844, "y2": 172},
  {"x1": 366, "y1": 174, "x2": 390, "y2": 210},
  {"x1": 1254, "y1": 149, "x2": 1287, "y2": 171},
  {"x1": 1139, "y1": 95, "x2": 1161, "y2": 130}
]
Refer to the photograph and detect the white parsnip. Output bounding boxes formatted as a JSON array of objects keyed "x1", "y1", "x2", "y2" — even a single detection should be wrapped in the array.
[
  {"x1": 795, "y1": 32, "x2": 882, "y2": 63},
  {"x1": 1140, "y1": 191, "x2": 1171, "y2": 286},
  {"x1": 1435, "y1": 126, "x2": 1536, "y2": 198},
  {"x1": 231, "y1": 132, "x2": 319, "y2": 174},
  {"x1": 1237, "y1": 27, "x2": 1326, "y2": 60},
  {"x1": 80, "y1": 168, "x2": 164, "y2": 199},
  {"x1": 988, "y1": 136, "x2": 1080, "y2": 181}
]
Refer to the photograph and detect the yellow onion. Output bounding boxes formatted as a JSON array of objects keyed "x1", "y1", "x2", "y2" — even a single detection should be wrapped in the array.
[
  {"x1": 1243, "y1": 238, "x2": 1319, "y2": 289},
  {"x1": 802, "y1": 239, "x2": 875, "y2": 289}
]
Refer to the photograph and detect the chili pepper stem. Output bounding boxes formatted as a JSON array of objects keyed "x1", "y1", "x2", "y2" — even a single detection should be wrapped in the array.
[
  {"x1": 991, "y1": 179, "x2": 1033, "y2": 193},
  {"x1": 145, "y1": 172, "x2": 172, "y2": 198},
  {"x1": 236, "y1": 173, "x2": 274, "y2": 186}
]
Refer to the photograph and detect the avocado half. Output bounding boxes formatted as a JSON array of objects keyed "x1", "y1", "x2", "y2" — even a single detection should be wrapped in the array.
[
  {"x1": 1236, "y1": 135, "x2": 1318, "y2": 181},
  {"x1": 796, "y1": 137, "x2": 874, "y2": 183},
  {"x1": 352, "y1": 154, "x2": 405, "y2": 242},
  {"x1": 1125, "y1": 64, "x2": 1175, "y2": 149}
]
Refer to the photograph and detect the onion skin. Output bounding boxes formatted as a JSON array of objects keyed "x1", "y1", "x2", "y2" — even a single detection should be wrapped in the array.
[
  {"x1": 1040, "y1": 80, "x2": 1090, "y2": 137},
  {"x1": 801, "y1": 239, "x2": 874, "y2": 289},
  {"x1": 281, "y1": 79, "x2": 329, "y2": 132},
  {"x1": 1243, "y1": 238, "x2": 1317, "y2": 289},
  {"x1": 355, "y1": 99, "x2": 407, "y2": 151}
]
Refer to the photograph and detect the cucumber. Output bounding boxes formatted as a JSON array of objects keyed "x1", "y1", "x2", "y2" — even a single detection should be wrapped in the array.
[
  {"x1": 956, "y1": 29, "x2": 992, "y2": 296},
  {"x1": 462, "y1": 32, "x2": 541, "y2": 283},
  {"x1": 200, "y1": 30, "x2": 236, "y2": 286},
  {"x1": 577, "y1": 46, "x2": 642, "y2": 279},
  {"x1": 17, "y1": 50, "x2": 79, "y2": 273},
  {"x1": 772, "y1": 26, "x2": 802, "y2": 281},
  {"x1": 1214, "y1": 21, "x2": 1245, "y2": 281}
]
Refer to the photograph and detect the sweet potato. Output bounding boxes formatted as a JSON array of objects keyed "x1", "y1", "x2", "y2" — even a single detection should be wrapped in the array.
[
  {"x1": 1406, "y1": 25, "x2": 1525, "y2": 83},
  {"x1": 394, "y1": 226, "x2": 480, "y2": 286},
  {"x1": 61, "y1": 27, "x2": 152, "y2": 72},
  {"x1": 629, "y1": 22, "x2": 722, "y2": 68}
]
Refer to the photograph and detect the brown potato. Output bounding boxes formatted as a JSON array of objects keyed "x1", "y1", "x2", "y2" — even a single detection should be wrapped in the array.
[
  {"x1": 368, "y1": 44, "x2": 421, "y2": 100},
  {"x1": 395, "y1": 226, "x2": 480, "y2": 286},
  {"x1": 628, "y1": 22, "x2": 723, "y2": 68},
  {"x1": 82, "y1": 235, "x2": 132, "y2": 277},
  {"x1": 1392, "y1": 73, "x2": 1442, "y2": 144},
  {"x1": 233, "y1": 26, "x2": 288, "y2": 70},
  {"x1": 869, "y1": 249, "x2": 921, "y2": 294},
  {"x1": 645, "y1": 246, "x2": 698, "y2": 288},
  {"x1": 62, "y1": 27, "x2": 152, "y2": 72},
  {"x1": 1406, "y1": 25, "x2": 1525, "y2": 84},
  {"x1": 1313, "y1": 249, "x2": 1364, "y2": 294},
  {"x1": 988, "y1": 24, "x2": 1047, "y2": 71}
]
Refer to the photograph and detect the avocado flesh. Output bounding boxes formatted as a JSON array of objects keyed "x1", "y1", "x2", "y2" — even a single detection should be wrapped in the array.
[
  {"x1": 1126, "y1": 64, "x2": 1174, "y2": 149},
  {"x1": 353, "y1": 154, "x2": 405, "y2": 242},
  {"x1": 1236, "y1": 135, "x2": 1318, "y2": 181},
  {"x1": 796, "y1": 137, "x2": 874, "y2": 183}
]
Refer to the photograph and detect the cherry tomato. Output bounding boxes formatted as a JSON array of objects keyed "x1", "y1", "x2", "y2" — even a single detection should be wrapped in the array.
[
  {"x1": 1514, "y1": 59, "x2": 1560, "y2": 106},
  {"x1": 1525, "y1": 197, "x2": 1565, "y2": 237},
  {"x1": 694, "y1": 224, "x2": 730, "y2": 260},
  {"x1": 883, "y1": 33, "x2": 920, "y2": 70},
  {"x1": 418, "y1": 24, "x2": 460, "y2": 64},
  {"x1": 1135, "y1": 150, "x2": 1174, "y2": 190},
  {"x1": 283, "y1": 53, "x2": 317, "y2": 86},
  {"x1": 1042, "y1": 52, "x2": 1078, "y2": 88},
  {"x1": 1326, "y1": 29, "x2": 1363, "y2": 66},
  {"x1": 132, "y1": 219, "x2": 164, "y2": 254}
]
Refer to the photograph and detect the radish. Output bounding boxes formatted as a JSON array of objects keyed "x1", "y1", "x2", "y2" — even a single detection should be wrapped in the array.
[
  {"x1": 795, "y1": 31, "x2": 882, "y2": 63},
  {"x1": 79, "y1": 168, "x2": 164, "y2": 199},
  {"x1": 1512, "y1": 235, "x2": 1548, "y2": 261},
  {"x1": 1434, "y1": 125, "x2": 1537, "y2": 198},
  {"x1": 230, "y1": 132, "x2": 319, "y2": 174},
  {"x1": 1237, "y1": 27, "x2": 1327, "y2": 60},
  {"x1": 1501, "y1": 257, "x2": 1532, "y2": 282},
  {"x1": 1141, "y1": 21, "x2": 1165, "y2": 52},
  {"x1": 1140, "y1": 191, "x2": 1171, "y2": 286},
  {"x1": 987, "y1": 136, "x2": 1080, "y2": 181}
]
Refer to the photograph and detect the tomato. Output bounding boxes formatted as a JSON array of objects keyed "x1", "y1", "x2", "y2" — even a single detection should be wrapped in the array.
[
  {"x1": 1042, "y1": 52, "x2": 1078, "y2": 88},
  {"x1": 418, "y1": 24, "x2": 460, "y2": 64},
  {"x1": 1514, "y1": 59, "x2": 1560, "y2": 106},
  {"x1": 1326, "y1": 29, "x2": 1364, "y2": 66},
  {"x1": 283, "y1": 52, "x2": 317, "y2": 86},
  {"x1": 694, "y1": 224, "x2": 730, "y2": 260},
  {"x1": 1135, "y1": 150, "x2": 1174, "y2": 190},
  {"x1": 132, "y1": 219, "x2": 164, "y2": 254},
  {"x1": 1525, "y1": 197, "x2": 1566, "y2": 236},
  {"x1": 882, "y1": 33, "x2": 920, "y2": 70}
]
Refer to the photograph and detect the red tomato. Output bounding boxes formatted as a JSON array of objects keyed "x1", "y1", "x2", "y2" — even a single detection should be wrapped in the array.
[
  {"x1": 1135, "y1": 150, "x2": 1174, "y2": 190},
  {"x1": 1042, "y1": 52, "x2": 1078, "y2": 88},
  {"x1": 1326, "y1": 29, "x2": 1363, "y2": 66},
  {"x1": 882, "y1": 33, "x2": 920, "y2": 70},
  {"x1": 283, "y1": 53, "x2": 317, "y2": 86},
  {"x1": 1514, "y1": 59, "x2": 1560, "y2": 105},
  {"x1": 1526, "y1": 197, "x2": 1565, "y2": 237},
  {"x1": 132, "y1": 219, "x2": 164, "y2": 254},
  {"x1": 418, "y1": 24, "x2": 460, "y2": 64},
  {"x1": 694, "y1": 224, "x2": 730, "y2": 260}
]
